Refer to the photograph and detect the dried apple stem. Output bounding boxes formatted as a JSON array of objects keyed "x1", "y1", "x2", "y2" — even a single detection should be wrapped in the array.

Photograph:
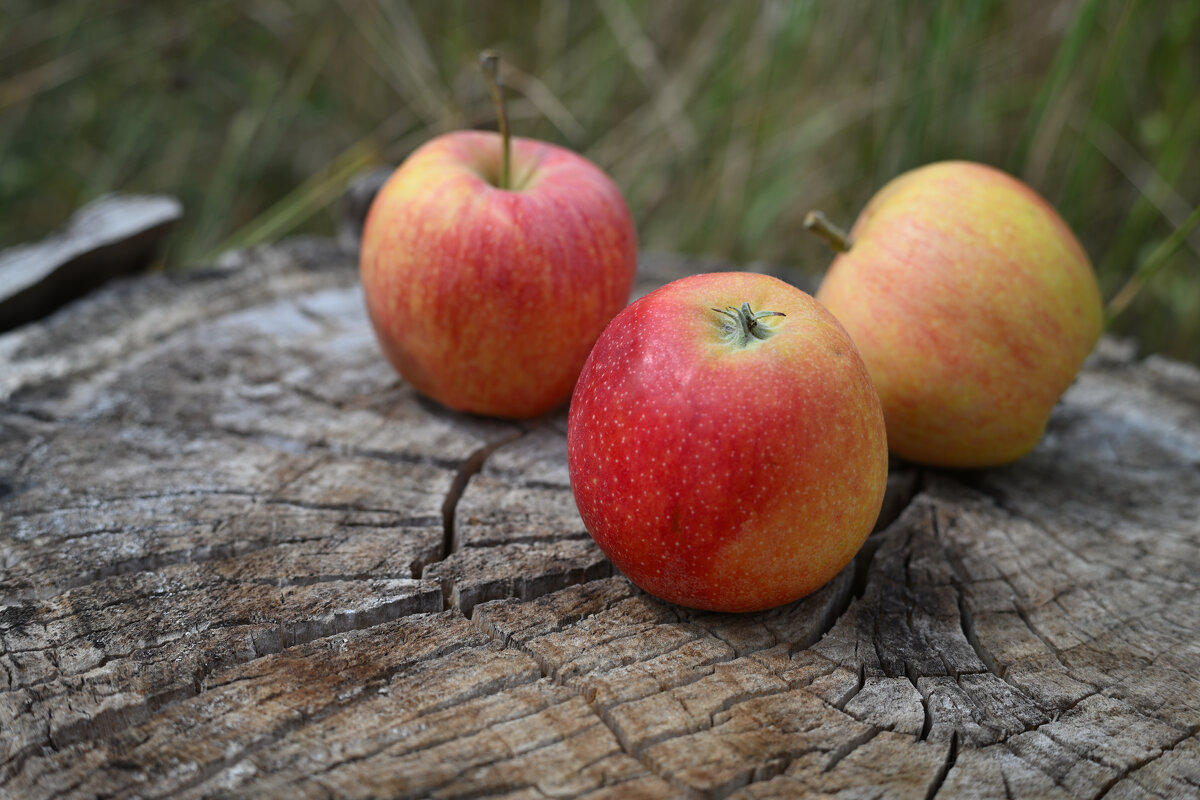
[
  {"x1": 479, "y1": 51, "x2": 511, "y2": 191},
  {"x1": 804, "y1": 211, "x2": 853, "y2": 253}
]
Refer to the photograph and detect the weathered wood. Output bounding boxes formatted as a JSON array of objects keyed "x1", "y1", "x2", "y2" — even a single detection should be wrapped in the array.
[
  {"x1": 0, "y1": 194, "x2": 182, "y2": 333},
  {"x1": 338, "y1": 168, "x2": 395, "y2": 251},
  {"x1": 1, "y1": 237, "x2": 1198, "y2": 799}
]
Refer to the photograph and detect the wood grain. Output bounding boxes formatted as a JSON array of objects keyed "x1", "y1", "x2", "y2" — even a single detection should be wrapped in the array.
[{"x1": 1, "y1": 239, "x2": 1197, "y2": 798}]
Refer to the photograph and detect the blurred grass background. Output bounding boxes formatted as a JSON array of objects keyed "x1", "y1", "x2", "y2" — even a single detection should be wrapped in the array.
[{"x1": 1, "y1": 0, "x2": 1197, "y2": 362}]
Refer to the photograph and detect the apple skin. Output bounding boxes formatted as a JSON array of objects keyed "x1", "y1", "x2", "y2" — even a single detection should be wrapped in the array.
[
  {"x1": 814, "y1": 161, "x2": 1104, "y2": 468},
  {"x1": 360, "y1": 130, "x2": 637, "y2": 419},
  {"x1": 567, "y1": 272, "x2": 888, "y2": 613}
]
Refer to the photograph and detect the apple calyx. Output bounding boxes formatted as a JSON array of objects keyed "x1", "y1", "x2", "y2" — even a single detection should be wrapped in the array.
[
  {"x1": 804, "y1": 210, "x2": 853, "y2": 253},
  {"x1": 479, "y1": 51, "x2": 511, "y2": 190},
  {"x1": 712, "y1": 303, "x2": 786, "y2": 348}
]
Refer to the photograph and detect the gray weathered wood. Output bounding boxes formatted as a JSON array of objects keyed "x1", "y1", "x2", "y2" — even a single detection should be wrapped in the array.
[
  {"x1": 1, "y1": 237, "x2": 1198, "y2": 799},
  {"x1": 0, "y1": 194, "x2": 182, "y2": 333},
  {"x1": 338, "y1": 168, "x2": 395, "y2": 251}
]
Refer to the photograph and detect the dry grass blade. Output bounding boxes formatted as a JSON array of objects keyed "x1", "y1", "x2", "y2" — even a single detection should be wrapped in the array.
[
  {"x1": 343, "y1": 2, "x2": 451, "y2": 127},
  {"x1": 209, "y1": 139, "x2": 380, "y2": 258},
  {"x1": 0, "y1": 52, "x2": 89, "y2": 110},
  {"x1": 1106, "y1": 203, "x2": 1200, "y2": 321},
  {"x1": 501, "y1": 64, "x2": 585, "y2": 144},
  {"x1": 1086, "y1": 118, "x2": 1200, "y2": 258},
  {"x1": 597, "y1": 0, "x2": 697, "y2": 154}
]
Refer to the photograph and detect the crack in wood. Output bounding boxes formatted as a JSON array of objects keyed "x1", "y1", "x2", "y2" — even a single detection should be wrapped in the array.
[
  {"x1": 101, "y1": 623, "x2": 481, "y2": 800},
  {"x1": 787, "y1": 522, "x2": 888, "y2": 664},
  {"x1": 0, "y1": 595, "x2": 446, "y2": 785},
  {"x1": 259, "y1": 497, "x2": 436, "y2": 520},
  {"x1": 374, "y1": 715, "x2": 615, "y2": 800},
  {"x1": 439, "y1": 431, "x2": 525, "y2": 569},
  {"x1": 470, "y1": 584, "x2": 634, "y2": 651},
  {"x1": 444, "y1": 556, "x2": 614, "y2": 618},
  {"x1": 593, "y1": 633, "x2": 734, "y2": 708},
  {"x1": 0, "y1": 530, "x2": 358, "y2": 606},
  {"x1": 832, "y1": 662, "x2": 868, "y2": 712},
  {"x1": 459, "y1": 529, "x2": 593, "y2": 550},
  {"x1": 300, "y1": 665, "x2": 548, "y2": 788},
  {"x1": 467, "y1": 622, "x2": 690, "y2": 797},
  {"x1": 696, "y1": 722, "x2": 832, "y2": 800},
  {"x1": 822, "y1": 725, "x2": 882, "y2": 774},
  {"x1": 928, "y1": 496, "x2": 1068, "y2": 715},
  {"x1": 213, "y1": 418, "x2": 473, "y2": 474},
  {"x1": 1002, "y1": 738, "x2": 1111, "y2": 799},
  {"x1": 1076, "y1": 727, "x2": 1197, "y2": 800},
  {"x1": 469, "y1": 585, "x2": 938, "y2": 799},
  {"x1": 4, "y1": 242, "x2": 1199, "y2": 797},
  {"x1": 918, "y1": 689, "x2": 934, "y2": 742},
  {"x1": 6, "y1": 488, "x2": 261, "y2": 518},
  {"x1": 924, "y1": 729, "x2": 958, "y2": 800},
  {"x1": 470, "y1": 593, "x2": 824, "y2": 798},
  {"x1": 1020, "y1": 693, "x2": 1189, "y2": 795}
]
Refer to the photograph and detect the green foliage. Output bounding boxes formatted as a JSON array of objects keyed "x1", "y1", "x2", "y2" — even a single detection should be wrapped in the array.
[{"x1": 1, "y1": 0, "x2": 1197, "y2": 362}]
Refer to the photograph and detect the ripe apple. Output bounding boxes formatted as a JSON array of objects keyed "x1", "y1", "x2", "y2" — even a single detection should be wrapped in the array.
[
  {"x1": 567, "y1": 272, "x2": 888, "y2": 613},
  {"x1": 810, "y1": 161, "x2": 1103, "y2": 468},
  {"x1": 360, "y1": 58, "x2": 636, "y2": 419}
]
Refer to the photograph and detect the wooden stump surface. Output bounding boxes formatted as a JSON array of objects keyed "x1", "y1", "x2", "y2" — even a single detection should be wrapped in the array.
[{"x1": 1, "y1": 238, "x2": 1198, "y2": 799}]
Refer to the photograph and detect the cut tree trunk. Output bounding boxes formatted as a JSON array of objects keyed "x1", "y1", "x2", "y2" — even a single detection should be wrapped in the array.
[{"x1": 1, "y1": 238, "x2": 1198, "y2": 799}]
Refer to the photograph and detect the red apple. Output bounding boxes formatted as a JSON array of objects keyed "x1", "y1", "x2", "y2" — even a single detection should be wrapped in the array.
[
  {"x1": 567, "y1": 272, "x2": 888, "y2": 613},
  {"x1": 360, "y1": 130, "x2": 637, "y2": 418},
  {"x1": 811, "y1": 161, "x2": 1104, "y2": 467}
]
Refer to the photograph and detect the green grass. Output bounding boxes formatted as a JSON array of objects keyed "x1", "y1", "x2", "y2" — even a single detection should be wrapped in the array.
[{"x1": 1, "y1": 0, "x2": 1197, "y2": 362}]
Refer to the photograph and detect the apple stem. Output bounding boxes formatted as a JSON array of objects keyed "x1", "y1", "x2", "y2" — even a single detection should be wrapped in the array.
[
  {"x1": 712, "y1": 303, "x2": 786, "y2": 348},
  {"x1": 804, "y1": 211, "x2": 853, "y2": 253},
  {"x1": 480, "y1": 51, "x2": 511, "y2": 191}
]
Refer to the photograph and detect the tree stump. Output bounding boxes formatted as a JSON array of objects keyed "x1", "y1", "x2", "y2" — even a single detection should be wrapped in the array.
[{"x1": 2, "y1": 238, "x2": 1198, "y2": 799}]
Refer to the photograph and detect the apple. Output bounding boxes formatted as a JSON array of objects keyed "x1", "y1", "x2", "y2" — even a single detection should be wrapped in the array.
[
  {"x1": 360, "y1": 56, "x2": 636, "y2": 419},
  {"x1": 567, "y1": 272, "x2": 888, "y2": 613},
  {"x1": 810, "y1": 161, "x2": 1103, "y2": 468}
]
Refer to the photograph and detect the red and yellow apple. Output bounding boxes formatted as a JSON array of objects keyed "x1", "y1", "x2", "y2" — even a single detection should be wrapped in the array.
[
  {"x1": 567, "y1": 272, "x2": 888, "y2": 613},
  {"x1": 360, "y1": 130, "x2": 636, "y2": 418},
  {"x1": 812, "y1": 161, "x2": 1103, "y2": 468}
]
